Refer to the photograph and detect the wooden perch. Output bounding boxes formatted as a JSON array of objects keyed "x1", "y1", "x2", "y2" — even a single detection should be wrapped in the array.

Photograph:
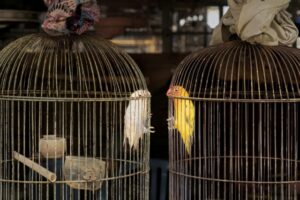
[{"x1": 13, "y1": 151, "x2": 57, "y2": 183}]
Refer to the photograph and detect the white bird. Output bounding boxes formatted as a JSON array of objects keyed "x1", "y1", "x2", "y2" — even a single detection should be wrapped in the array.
[{"x1": 124, "y1": 90, "x2": 154, "y2": 150}]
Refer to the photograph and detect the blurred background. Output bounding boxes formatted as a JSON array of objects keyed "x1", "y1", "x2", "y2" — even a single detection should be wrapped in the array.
[{"x1": 0, "y1": 0, "x2": 300, "y2": 199}]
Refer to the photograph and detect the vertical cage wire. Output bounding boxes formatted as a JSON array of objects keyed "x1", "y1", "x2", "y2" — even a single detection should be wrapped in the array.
[
  {"x1": 168, "y1": 41, "x2": 300, "y2": 199},
  {"x1": 0, "y1": 33, "x2": 151, "y2": 200}
]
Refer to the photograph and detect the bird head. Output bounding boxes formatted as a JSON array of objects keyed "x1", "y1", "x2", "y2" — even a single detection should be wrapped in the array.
[
  {"x1": 167, "y1": 86, "x2": 189, "y2": 97},
  {"x1": 130, "y1": 90, "x2": 151, "y2": 98}
]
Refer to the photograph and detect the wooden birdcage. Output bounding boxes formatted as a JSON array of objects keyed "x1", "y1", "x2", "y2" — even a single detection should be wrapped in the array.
[
  {"x1": 0, "y1": 33, "x2": 151, "y2": 200},
  {"x1": 167, "y1": 40, "x2": 300, "y2": 199}
]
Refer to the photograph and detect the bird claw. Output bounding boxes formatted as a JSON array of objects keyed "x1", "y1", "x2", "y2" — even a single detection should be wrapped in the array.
[
  {"x1": 149, "y1": 126, "x2": 155, "y2": 133},
  {"x1": 144, "y1": 126, "x2": 155, "y2": 134},
  {"x1": 167, "y1": 117, "x2": 175, "y2": 130},
  {"x1": 148, "y1": 113, "x2": 153, "y2": 119}
]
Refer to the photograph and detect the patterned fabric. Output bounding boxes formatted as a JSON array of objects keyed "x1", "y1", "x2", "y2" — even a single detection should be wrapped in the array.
[{"x1": 42, "y1": 0, "x2": 100, "y2": 36}]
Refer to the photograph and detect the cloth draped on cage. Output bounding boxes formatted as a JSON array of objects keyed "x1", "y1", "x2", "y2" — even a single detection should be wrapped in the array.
[
  {"x1": 42, "y1": 0, "x2": 100, "y2": 36},
  {"x1": 210, "y1": 0, "x2": 299, "y2": 46}
]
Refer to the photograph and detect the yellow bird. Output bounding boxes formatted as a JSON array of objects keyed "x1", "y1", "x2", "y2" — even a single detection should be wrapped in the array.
[{"x1": 167, "y1": 86, "x2": 195, "y2": 155}]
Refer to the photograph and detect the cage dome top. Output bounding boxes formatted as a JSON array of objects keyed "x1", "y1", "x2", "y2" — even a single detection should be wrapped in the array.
[
  {"x1": 0, "y1": 33, "x2": 147, "y2": 101},
  {"x1": 169, "y1": 40, "x2": 300, "y2": 102}
]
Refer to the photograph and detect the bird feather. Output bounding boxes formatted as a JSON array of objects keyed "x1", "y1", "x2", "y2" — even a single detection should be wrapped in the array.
[{"x1": 124, "y1": 90, "x2": 152, "y2": 150}]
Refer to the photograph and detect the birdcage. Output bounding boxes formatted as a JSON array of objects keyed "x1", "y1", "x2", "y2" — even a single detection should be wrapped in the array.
[
  {"x1": 0, "y1": 33, "x2": 151, "y2": 200},
  {"x1": 167, "y1": 40, "x2": 300, "y2": 199}
]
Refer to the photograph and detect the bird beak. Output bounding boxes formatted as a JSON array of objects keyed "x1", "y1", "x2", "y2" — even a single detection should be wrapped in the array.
[{"x1": 166, "y1": 88, "x2": 172, "y2": 96}]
